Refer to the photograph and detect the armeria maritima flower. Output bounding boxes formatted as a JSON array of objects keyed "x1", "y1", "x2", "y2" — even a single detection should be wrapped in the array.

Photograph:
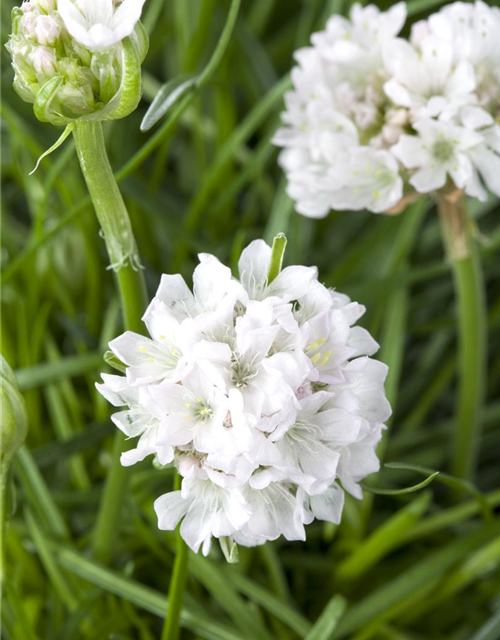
[
  {"x1": 273, "y1": 1, "x2": 500, "y2": 217},
  {"x1": 97, "y1": 239, "x2": 391, "y2": 555}
]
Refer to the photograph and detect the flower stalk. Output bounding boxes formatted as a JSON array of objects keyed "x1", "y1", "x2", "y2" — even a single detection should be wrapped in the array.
[
  {"x1": 161, "y1": 473, "x2": 189, "y2": 640},
  {"x1": 72, "y1": 120, "x2": 148, "y2": 563},
  {"x1": 437, "y1": 189, "x2": 487, "y2": 481}
]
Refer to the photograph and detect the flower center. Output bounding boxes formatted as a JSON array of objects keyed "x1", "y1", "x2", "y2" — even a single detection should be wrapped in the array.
[
  {"x1": 230, "y1": 356, "x2": 258, "y2": 387},
  {"x1": 190, "y1": 397, "x2": 213, "y2": 425},
  {"x1": 432, "y1": 138, "x2": 455, "y2": 163},
  {"x1": 306, "y1": 338, "x2": 332, "y2": 367}
]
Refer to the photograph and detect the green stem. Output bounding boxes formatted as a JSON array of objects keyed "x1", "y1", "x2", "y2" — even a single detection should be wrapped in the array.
[
  {"x1": 73, "y1": 121, "x2": 148, "y2": 564},
  {"x1": 161, "y1": 474, "x2": 189, "y2": 640},
  {"x1": 437, "y1": 191, "x2": 487, "y2": 481}
]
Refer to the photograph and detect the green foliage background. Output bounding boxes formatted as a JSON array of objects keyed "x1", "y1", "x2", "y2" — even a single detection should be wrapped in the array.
[{"x1": 1, "y1": 0, "x2": 500, "y2": 639}]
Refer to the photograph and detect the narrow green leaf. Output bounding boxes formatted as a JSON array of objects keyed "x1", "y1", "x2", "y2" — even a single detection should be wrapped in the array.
[
  {"x1": 360, "y1": 471, "x2": 439, "y2": 495},
  {"x1": 187, "y1": 553, "x2": 274, "y2": 640},
  {"x1": 306, "y1": 596, "x2": 347, "y2": 640},
  {"x1": 385, "y1": 462, "x2": 492, "y2": 519},
  {"x1": 51, "y1": 543, "x2": 253, "y2": 640},
  {"x1": 331, "y1": 522, "x2": 500, "y2": 639},
  {"x1": 470, "y1": 609, "x2": 500, "y2": 640},
  {"x1": 403, "y1": 488, "x2": 500, "y2": 543},
  {"x1": 221, "y1": 568, "x2": 311, "y2": 637},
  {"x1": 24, "y1": 510, "x2": 78, "y2": 611},
  {"x1": 337, "y1": 492, "x2": 431, "y2": 581},
  {"x1": 14, "y1": 446, "x2": 70, "y2": 539},
  {"x1": 15, "y1": 352, "x2": 102, "y2": 391},
  {"x1": 140, "y1": 76, "x2": 197, "y2": 132}
]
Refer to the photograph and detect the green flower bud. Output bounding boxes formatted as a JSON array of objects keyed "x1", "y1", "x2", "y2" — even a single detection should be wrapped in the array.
[
  {"x1": 1, "y1": 356, "x2": 28, "y2": 470},
  {"x1": 5, "y1": 1, "x2": 148, "y2": 125}
]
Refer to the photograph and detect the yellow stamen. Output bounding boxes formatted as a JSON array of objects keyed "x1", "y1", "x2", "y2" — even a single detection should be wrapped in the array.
[{"x1": 319, "y1": 350, "x2": 332, "y2": 366}]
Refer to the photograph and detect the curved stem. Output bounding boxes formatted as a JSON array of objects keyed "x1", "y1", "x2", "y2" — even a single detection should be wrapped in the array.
[
  {"x1": 161, "y1": 474, "x2": 189, "y2": 640},
  {"x1": 73, "y1": 121, "x2": 148, "y2": 564},
  {"x1": 437, "y1": 191, "x2": 487, "y2": 482}
]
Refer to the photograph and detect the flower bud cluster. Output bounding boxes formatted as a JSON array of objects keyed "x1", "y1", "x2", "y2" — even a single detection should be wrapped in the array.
[
  {"x1": 274, "y1": 1, "x2": 500, "y2": 217},
  {"x1": 6, "y1": 0, "x2": 147, "y2": 124},
  {"x1": 97, "y1": 240, "x2": 391, "y2": 555}
]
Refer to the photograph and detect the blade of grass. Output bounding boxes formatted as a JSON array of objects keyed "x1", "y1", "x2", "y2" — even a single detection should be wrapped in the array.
[
  {"x1": 24, "y1": 510, "x2": 78, "y2": 612},
  {"x1": 470, "y1": 609, "x2": 500, "y2": 640},
  {"x1": 14, "y1": 447, "x2": 70, "y2": 540},
  {"x1": 336, "y1": 492, "x2": 431, "y2": 582},
  {"x1": 221, "y1": 567, "x2": 311, "y2": 637},
  {"x1": 15, "y1": 352, "x2": 102, "y2": 392},
  {"x1": 50, "y1": 543, "x2": 254, "y2": 640},
  {"x1": 401, "y1": 487, "x2": 500, "y2": 543},
  {"x1": 330, "y1": 522, "x2": 500, "y2": 639},
  {"x1": 305, "y1": 596, "x2": 347, "y2": 640}
]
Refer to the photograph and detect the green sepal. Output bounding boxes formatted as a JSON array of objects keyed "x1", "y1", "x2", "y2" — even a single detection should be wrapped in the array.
[
  {"x1": 132, "y1": 21, "x2": 149, "y2": 64},
  {"x1": 33, "y1": 75, "x2": 66, "y2": 124},
  {"x1": 104, "y1": 350, "x2": 127, "y2": 374},
  {"x1": 219, "y1": 537, "x2": 239, "y2": 564},
  {"x1": 104, "y1": 36, "x2": 143, "y2": 121},
  {"x1": 10, "y1": 6, "x2": 23, "y2": 35}
]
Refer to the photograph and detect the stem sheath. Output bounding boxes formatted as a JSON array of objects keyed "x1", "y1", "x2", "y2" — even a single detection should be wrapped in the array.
[
  {"x1": 161, "y1": 474, "x2": 189, "y2": 640},
  {"x1": 437, "y1": 191, "x2": 487, "y2": 481},
  {"x1": 73, "y1": 121, "x2": 148, "y2": 563}
]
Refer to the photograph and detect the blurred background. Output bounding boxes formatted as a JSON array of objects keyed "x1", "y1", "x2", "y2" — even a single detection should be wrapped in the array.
[{"x1": 1, "y1": 1, "x2": 500, "y2": 639}]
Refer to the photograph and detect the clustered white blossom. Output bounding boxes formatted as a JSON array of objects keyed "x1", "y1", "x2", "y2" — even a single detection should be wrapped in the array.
[
  {"x1": 274, "y1": 1, "x2": 500, "y2": 218},
  {"x1": 97, "y1": 240, "x2": 391, "y2": 555},
  {"x1": 6, "y1": 0, "x2": 147, "y2": 123}
]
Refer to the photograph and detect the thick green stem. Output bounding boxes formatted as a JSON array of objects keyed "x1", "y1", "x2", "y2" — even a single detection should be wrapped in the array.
[
  {"x1": 437, "y1": 191, "x2": 487, "y2": 481},
  {"x1": 161, "y1": 474, "x2": 189, "y2": 640},
  {"x1": 73, "y1": 121, "x2": 148, "y2": 564}
]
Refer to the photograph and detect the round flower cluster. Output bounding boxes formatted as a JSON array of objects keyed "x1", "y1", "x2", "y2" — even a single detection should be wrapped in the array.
[
  {"x1": 273, "y1": 1, "x2": 500, "y2": 217},
  {"x1": 6, "y1": 0, "x2": 147, "y2": 124},
  {"x1": 97, "y1": 239, "x2": 391, "y2": 555}
]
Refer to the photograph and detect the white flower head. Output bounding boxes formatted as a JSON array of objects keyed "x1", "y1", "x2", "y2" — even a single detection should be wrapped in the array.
[
  {"x1": 58, "y1": 0, "x2": 147, "y2": 51},
  {"x1": 98, "y1": 238, "x2": 391, "y2": 555},
  {"x1": 274, "y1": 1, "x2": 500, "y2": 215}
]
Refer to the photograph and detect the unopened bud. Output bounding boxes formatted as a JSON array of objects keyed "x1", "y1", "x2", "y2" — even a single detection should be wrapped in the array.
[
  {"x1": 34, "y1": 15, "x2": 60, "y2": 45},
  {"x1": 31, "y1": 45, "x2": 57, "y2": 76},
  {"x1": 6, "y1": 1, "x2": 148, "y2": 125}
]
